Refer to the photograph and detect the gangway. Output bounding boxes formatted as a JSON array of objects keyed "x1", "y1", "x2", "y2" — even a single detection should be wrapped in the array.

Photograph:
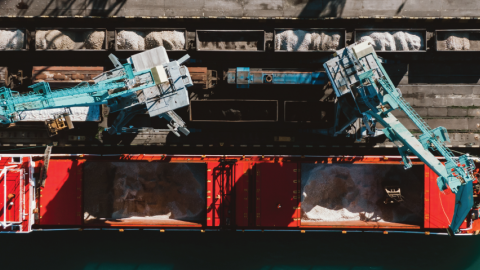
[
  {"x1": 1, "y1": 165, "x2": 23, "y2": 229},
  {"x1": 39, "y1": 145, "x2": 53, "y2": 188}
]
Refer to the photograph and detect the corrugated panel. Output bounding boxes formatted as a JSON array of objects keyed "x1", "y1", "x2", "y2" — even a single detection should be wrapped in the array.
[
  {"x1": 424, "y1": 166, "x2": 430, "y2": 228},
  {"x1": 39, "y1": 160, "x2": 83, "y2": 225},
  {"x1": 207, "y1": 162, "x2": 251, "y2": 227},
  {"x1": 206, "y1": 162, "x2": 219, "y2": 227},
  {"x1": 256, "y1": 163, "x2": 300, "y2": 227},
  {"x1": 235, "y1": 162, "x2": 250, "y2": 227}
]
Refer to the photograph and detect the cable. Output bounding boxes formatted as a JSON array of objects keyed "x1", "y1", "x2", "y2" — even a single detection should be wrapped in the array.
[
  {"x1": 439, "y1": 189, "x2": 451, "y2": 225},
  {"x1": 445, "y1": 148, "x2": 480, "y2": 160},
  {"x1": 450, "y1": 149, "x2": 468, "y2": 155}
]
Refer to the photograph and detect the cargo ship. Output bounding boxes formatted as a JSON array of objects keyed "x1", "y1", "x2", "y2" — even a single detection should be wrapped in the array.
[{"x1": 1, "y1": 154, "x2": 479, "y2": 235}]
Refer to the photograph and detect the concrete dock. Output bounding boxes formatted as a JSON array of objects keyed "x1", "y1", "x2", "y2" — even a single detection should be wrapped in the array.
[
  {"x1": 2, "y1": 0, "x2": 480, "y2": 18},
  {"x1": 1, "y1": 1, "x2": 480, "y2": 154}
]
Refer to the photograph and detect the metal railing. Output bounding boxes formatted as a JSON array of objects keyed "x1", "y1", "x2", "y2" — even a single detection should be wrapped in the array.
[{"x1": 0, "y1": 165, "x2": 21, "y2": 229}]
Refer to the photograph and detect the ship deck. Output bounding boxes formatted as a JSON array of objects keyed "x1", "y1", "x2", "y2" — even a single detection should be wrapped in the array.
[{"x1": 0, "y1": 154, "x2": 470, "y2": 234}]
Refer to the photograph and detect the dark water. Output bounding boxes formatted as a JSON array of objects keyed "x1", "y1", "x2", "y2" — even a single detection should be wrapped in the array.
[{"x1": 3, "y1": 231, "x2": 480, "y2": 270}]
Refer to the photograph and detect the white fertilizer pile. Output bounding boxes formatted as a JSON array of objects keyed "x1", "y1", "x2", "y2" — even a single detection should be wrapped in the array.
[
  {"x1": 302, "y1": 165, "x2": 383, "y2": 222},
  {"x1": 35, "y1": 31, "x2": 47, "y2": 49},
  {"x1": 116, "y1": 30, "x2": 145, "y2": 50},
  {"x1": 0, "y1": 29, "x2": 24, "y2": 50},
  {"x1": 358, "y1": 31, "x2": 423, "y2": 51},
  {"x1": 117, "y1": 30, "x2": 185, "y2": 50},
  {"x1": 145, "y1": 31, "x2": 185, "y2": 50},
  {"x1": 36, "y1": 30, "x2": 75, "y2": 50},
  {"x1": 445, "y1": 33, "x2": 470, "y2": 50},
  {"x1": 84, "y1": 30, "x2": 105, "y2": 50},
  {"x1": 36, "y1": 30, "x2": 105, "y2": 50},
  {"x1": 275, "y1": 30, "x2": 341, "y2": 51}
]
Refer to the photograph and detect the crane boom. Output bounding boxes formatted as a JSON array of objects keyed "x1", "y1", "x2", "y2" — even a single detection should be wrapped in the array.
[{"x1": 324, "y1": 42, "x2": 476, "y2": 235}]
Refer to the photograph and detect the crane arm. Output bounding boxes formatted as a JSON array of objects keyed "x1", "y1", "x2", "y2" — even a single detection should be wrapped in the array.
[
  {"x1": 0, "y1": 67, "x2": 154, "y2": 123},
  {"x1": 365, "y1": 110, "x2": 474, "y2": 233},
  {"x1": 324, "y1": 42, "x2": 476, "y2": 234}
]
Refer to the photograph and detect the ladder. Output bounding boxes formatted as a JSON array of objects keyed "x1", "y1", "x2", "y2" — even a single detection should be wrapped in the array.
[{"x1": 39, "y1": 145, "x2": 53, "y2": 187}]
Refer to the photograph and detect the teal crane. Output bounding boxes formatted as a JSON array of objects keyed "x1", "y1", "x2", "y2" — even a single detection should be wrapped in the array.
[
  {"x1": 0, "y1": 47, "x2": 193, "y2": 135},
  {"x1": 324, "y1": 42, "x2": 475, "y2": 235}
]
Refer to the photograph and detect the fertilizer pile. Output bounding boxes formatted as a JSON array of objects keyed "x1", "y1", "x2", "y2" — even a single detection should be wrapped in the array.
[
  {"x1": 117, "y1": 30, "x2": 185, "y2": 50},
  {"x1": 145, "y1": 31, "x2": 185, "y2": 50},
  {"x1": 0, "y1": 29, "x2": 25, "y2": 50},
  {"x1": 36, "y1": 30, "x2": 75, "y2": 50},
  {"x1": 116, "y1": 30, "x2": 145, "y2": 50},
  {"x1": 358, "y1": 31, "x2": 423, "y2": 51},
  {"x1": 36, "y1": 30, "x2": 105, "y2": 50},
  {"x1": 275, "y1": 29, "x2": 341, "y2": 51},
  {"x1": 83, "y1": 30, "x2": 105, "y2": 50},
  {"x1": 300, "y1": 164, "x2": 423, "y2": 223},
  {"x1": 445, "y1": 33, "x2": 470, "y2": 50}
]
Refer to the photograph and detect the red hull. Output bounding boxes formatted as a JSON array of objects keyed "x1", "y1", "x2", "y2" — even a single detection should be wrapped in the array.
[{"x1": 1, "y1": 154, "x2": 479, "y2": 235}]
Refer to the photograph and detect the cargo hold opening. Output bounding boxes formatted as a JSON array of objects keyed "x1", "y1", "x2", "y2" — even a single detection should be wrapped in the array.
[
  {"x1": 299, "y1": 163, "x2": 424, "y2": 229},
  {"x1": 83, "y1": 161, "x2": 206, "y2": 227}
]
